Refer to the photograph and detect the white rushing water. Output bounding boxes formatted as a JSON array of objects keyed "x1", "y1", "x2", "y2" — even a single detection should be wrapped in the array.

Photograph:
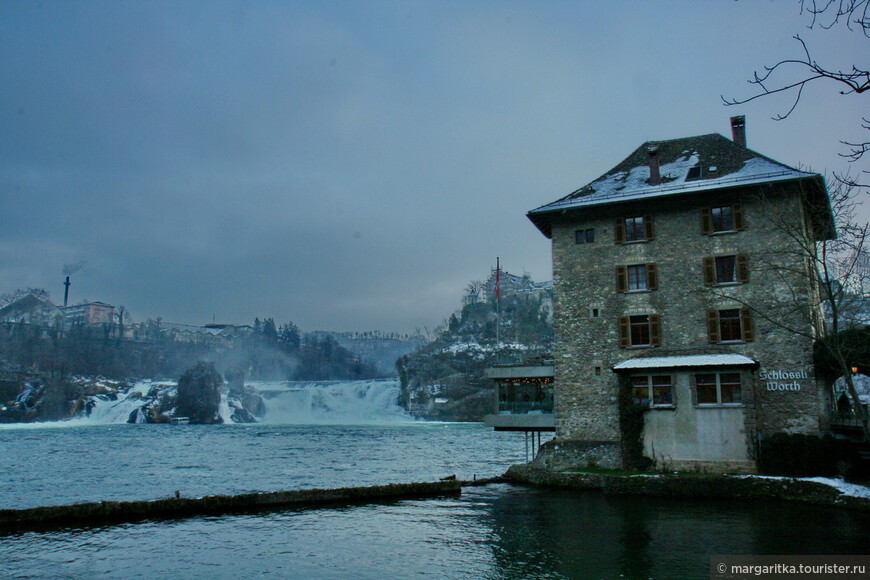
[
  {"x1": 2, "y1": 378, "x2": 412, "y2": 427},
  {"x1": 256, "y1": 379, "x2": 412, "y2": 424}
]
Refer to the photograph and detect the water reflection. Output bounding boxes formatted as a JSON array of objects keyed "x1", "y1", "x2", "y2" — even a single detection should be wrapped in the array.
[{"x1": 484, "y1": 485, "x2": 870, "y2": 579}]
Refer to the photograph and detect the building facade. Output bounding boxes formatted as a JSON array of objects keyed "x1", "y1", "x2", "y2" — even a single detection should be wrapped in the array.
[
  {"x1": 61, "y1": 302, "x2": 116, "y2": 325},
  {"x1": 527, "y1": 117, "x2": 833, "y2": 472}
]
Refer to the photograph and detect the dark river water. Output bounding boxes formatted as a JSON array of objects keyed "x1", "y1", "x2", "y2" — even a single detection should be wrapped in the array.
[{"x1": 1, "y1": 402, "x2": 868, "y2": 578}]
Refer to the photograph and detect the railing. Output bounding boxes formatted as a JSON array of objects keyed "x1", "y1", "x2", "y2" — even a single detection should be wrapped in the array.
[{"x1": 830, "y1": 407, "x2": 868, "y2": 428}]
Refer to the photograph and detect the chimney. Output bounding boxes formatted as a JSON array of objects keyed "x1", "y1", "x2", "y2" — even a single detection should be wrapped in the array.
[
  {"x1": 647, "y1": 146, "x2": 661, "y2": 185},
  {"x1": 63, "y1": 276, "x2": 70, "y2": 307},
  {"x1": 730, "y1": 115, "x2": 746, "y2": 147}
]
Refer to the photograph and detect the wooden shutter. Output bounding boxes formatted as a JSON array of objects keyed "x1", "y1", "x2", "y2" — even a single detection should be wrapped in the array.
[
  {"x1": 615, "y1": 219, "x2": 625, "y2": 243},
  {"x1": 644, "y1": 215, "x2": 654, "y2": 240},
  {"x1": 618, "y1": 316, "x2": 630, "y2": 347},
  {"x1": 736, "y1": 254, "x2": 750, "y2": 283},
  {"x1": 706, "y1": 310, "x2": 720, "y2": 343},
  {"x1": 646, "y1": 263, "x2": 658, "y2": 290},
  {"x1": 701, "y1": 208, "x2": 712, "y2": 234},
  {"x1": 740, "y1": 307, "x2": 754, "y2": 341},
  {"x1": 702, "y1": 257, "x2": 715, "y2": 286},
  {"x1": 649, "y1": 313, "x2": 661, "y2": 346},
  {"x1": 733, "y1": 203, "x2": 745, "y2": 231},
  {"x1": 616, "y1": 266, "x2": 627, "y2": 293}
]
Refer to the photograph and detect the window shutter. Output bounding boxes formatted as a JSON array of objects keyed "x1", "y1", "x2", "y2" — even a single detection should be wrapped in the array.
[
  {"x1": 690, "y1": 375, "x2": 699, "y2": 405},
  {"x1": 646, "y1": 263, "x2": 658, "y2": 291},
  {"x1": 740, "y1": 307, "x2": 754, "y2": 341},
  {"x1": 615, "y1": 266, "x2": 627, "y2": 293},
  {"x1": 733, "y1": 203, "x2": 745, "y2": 230},
  {"x1": 702, "y1": 257, "x2": 715, "y2": 286},
  {"x1": 615, "y1": 219, "x2": 625, "y2": 243},
  {"x1": 618, "y1": 316, "x2": 630, "y2": 348},
  {"x1": 706, "y1": 310, "x2": 720, "y2": 343},
  {"x1": 701, "y1": 208, "x2": 712, "y2": 235},
  {"x1": 736, "y1": 254, "x2": 750, "y2": 283},
  {"x1": 649, "y1": 313, "x2": 661, "y2": 346},
  {"x1": 644, "y1": 215, "x2": 654, "y2": 240}
]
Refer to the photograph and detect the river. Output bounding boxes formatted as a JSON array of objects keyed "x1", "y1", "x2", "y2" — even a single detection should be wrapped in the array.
[{"x1": 1, "y1": 379, "x2": 868, "y2": 579}]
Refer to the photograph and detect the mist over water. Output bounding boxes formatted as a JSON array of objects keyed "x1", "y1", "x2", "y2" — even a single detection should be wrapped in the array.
[{"x1": 255, "y1": 379, "x2": 413, "y2": 425}]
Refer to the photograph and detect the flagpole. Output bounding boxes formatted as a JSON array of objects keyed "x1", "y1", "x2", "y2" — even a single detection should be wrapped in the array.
[{"x1": 496, "y1": 257, "x2": 500, "y2": 350}]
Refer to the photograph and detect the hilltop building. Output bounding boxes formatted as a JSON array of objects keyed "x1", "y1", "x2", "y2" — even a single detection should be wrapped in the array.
[
  {"x1": 61, "y1": 302, "x2": 116, "y2": 325},
  {"x1": 526, "y1": 116, "x2": 834, "y2": 472}
]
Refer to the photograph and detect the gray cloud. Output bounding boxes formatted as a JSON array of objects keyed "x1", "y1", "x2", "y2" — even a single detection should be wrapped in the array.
[{"x1": 0, "y1": 1, "x2": 865, "y2": 331}]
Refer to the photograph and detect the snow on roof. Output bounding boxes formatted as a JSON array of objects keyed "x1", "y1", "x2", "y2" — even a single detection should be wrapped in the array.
[
  {"x1": 612, "y1": 353, "x2": 756, "y2": 371},
  {"x1": 526, "y1": 132, "x2": 830, "y2": 239},
  {"x1": 531, "y1": 156, "x2": 811, "y2": 214}
]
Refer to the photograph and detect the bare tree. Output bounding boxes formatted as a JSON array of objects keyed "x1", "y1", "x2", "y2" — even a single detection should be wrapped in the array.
[
  {"x1": 463, "y1": 280, "x2": 484, "y2": 305},
  {"x1": 711, "y1": 178, "x2": 870, "y2": 438},
  {"x1": 723, "y1": 1, "x2": 869, "y2": 186}
]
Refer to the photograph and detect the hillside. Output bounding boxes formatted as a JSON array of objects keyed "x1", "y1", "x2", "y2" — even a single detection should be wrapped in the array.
[{"x1": 397, "y1": 270, "x2": 553, "y2": 421}]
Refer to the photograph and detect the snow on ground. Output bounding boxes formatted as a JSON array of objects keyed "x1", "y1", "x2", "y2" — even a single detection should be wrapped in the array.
[{"x1": 732, "y1": 474, "x2": 870, "y2": 499}]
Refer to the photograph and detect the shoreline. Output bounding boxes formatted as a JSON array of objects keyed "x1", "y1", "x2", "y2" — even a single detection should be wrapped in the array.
[
  {"x1": 4, "y1": 467, "x2": 869, "y2": 533},
  {"x1": 504, "y1": 463, "x2": 870, "y2": 510},
  {"x1": 0, "y1": 480, "x2": 461, "y2": 531}
]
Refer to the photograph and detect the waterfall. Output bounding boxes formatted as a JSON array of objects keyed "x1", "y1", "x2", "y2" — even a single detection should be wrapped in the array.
[{"x1": 258, "y1": 379, "x2": 412, "y2": 425}]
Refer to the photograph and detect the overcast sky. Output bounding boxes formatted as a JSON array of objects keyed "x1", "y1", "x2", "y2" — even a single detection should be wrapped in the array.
[{"x1": 1, "y1": 1, "x2": 866, "y2": 333}]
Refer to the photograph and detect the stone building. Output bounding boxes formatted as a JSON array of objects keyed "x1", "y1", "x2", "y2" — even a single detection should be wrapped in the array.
[{"x1": 526, "y1": 117, "x2": 834, "y2": 472}]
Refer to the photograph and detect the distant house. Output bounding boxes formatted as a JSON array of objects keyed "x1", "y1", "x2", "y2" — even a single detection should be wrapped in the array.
[
  {"x1": 156, "y1": 322, "x2": 254, "y2": 346},
  {"x1": 61, "y1": 302, "x2": 116, "y2": 325},
  {"x1": 526, "y1": 116, "x2": 834, "y2": 473},
  {"x1": 0, "y1": 294, "x2": 64, "y2": 327}
]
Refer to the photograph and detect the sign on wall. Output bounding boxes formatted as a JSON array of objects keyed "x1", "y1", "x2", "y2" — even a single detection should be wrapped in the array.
[{"x1": 759, "y1": 369, "x2": 809, "y2": 392}]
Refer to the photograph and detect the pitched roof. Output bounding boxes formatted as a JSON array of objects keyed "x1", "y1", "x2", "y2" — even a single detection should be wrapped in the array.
[{"x1": 527, "y1": 132, "x2": 829, "y2": 238}]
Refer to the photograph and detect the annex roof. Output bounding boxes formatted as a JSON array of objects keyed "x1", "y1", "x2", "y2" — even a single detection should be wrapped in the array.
[
  {"x1": 612, "y1": 353, "x2": 756, "y2": 371},
  {"x1": 528, "y1": 132, "x2": 830, "y2": 238}
]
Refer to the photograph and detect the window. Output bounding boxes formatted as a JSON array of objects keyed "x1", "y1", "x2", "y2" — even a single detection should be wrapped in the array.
[
  {"x1": 615, "y1": 215, "x2": 653, "y2": 243},
  {"x1": 701, "y1": 203, "x2": 745, "y2": 234},
  {"x1": 704, "y1": 255, "x2": 748, "y2": 285},
  {"x1": 631, "y1": 375, "x2": 674, "y2": 407},
  {"x1": 703, "y1": 255, "x2": 749, "y2": 285},
  {"x1": 575, "y1": 229, "x2": 595, "y2": 244},
  {"x1": 616, "y1": 263, "x2": 658, "y2": 292},
  {"x1": 716, "y1": 256, "x2": 736, "y2": 284},
  {"x1": 707, "y1": 308, "x2": 753, "y2": 343},
  {"x1": 618, "y1": 313, "x2": 661, "y2": 347},
  {"x1": 712, "y1": 206, "x2": 732, "y2": 231},
  {"x1": 695, "y1": 372, "x2": 742, "y2": 405}
]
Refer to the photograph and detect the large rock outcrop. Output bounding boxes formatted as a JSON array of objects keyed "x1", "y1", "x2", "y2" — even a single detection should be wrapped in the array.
[{"x1": 176, "y1": 362, "x2": 223, "y2": 424}]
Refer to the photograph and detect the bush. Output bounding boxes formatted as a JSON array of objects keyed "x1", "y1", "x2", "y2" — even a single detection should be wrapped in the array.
[{"x1": 757, "y1": 433, "x2": 860, "y2": 478}]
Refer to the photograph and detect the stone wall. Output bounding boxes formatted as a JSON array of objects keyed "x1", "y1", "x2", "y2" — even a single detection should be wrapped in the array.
[{"x1": 549, "y1": 183, "x2": 823, "y2": 469}]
